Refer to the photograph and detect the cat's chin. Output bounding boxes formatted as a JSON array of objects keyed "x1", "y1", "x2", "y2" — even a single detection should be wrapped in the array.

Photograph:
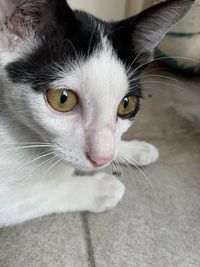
[
  {"x1": 63, "y1": 158, "x2": 111, "y2": 172},
  {"x1": 72, "y1": 163, "x2": 108, "y2": 173},
  {"x1": 74, "y1": 165, "x2": 99, "y2": 173}
]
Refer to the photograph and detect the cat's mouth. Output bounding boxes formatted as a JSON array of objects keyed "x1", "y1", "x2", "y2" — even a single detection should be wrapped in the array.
[
  {"x1": 72, "y1": 155, "x2": 114, "y2": 172},
  {"x1": 56, "y1": 153, "x2": 112, "y2": 172},
  {"x1": 54, "y1": 144, "x2": 114, "y2": 171},
  {"x1": 73, "y1": 159, "x2": 112, "y2": 172}
]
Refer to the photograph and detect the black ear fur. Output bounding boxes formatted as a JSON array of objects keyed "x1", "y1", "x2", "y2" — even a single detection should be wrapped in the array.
[
  {"x1": 110, "y1": 0, "x2": 195, "y2": 64},
  {"x1": 40, "y1": 0, "x2": 77, "y2": 35},
  {"x1": 132, "y1": 0, "x2": 195, "y2": 53}
]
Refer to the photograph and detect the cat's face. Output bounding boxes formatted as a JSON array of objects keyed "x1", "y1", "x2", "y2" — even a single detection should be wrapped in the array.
[
  {"x1": 0, "y1": 0, "x2": 194, "y2": 171},
  {"x1": 4, "y1": 45, "x2": 136, "y2": 171}
]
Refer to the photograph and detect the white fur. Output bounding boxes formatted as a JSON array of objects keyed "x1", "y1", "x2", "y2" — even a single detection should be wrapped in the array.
[
  {"x1": 0, "y1": 1, "x2": 159, "y2": 226},
  {"x1": 119, "y1": 140, "x2": 159, "y2": 166},
  {"x1": 0, "y1": 41, "x2": 159, "y2": 226}
]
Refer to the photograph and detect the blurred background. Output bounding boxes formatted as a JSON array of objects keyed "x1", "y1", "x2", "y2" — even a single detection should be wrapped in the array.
[
  {"x1": 1, "y1": 2, "x2": 200, "y2": 267},
  {"x1": 68, "y1": 0, "x2": 154, "y2": 20},
  {"x1": 68, "y1": 0, "x2": 200, "y2": 75}
]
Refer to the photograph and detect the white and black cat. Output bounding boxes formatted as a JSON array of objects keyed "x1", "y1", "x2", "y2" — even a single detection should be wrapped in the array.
[{"x1": 0, "y1": 0, "x2": 194, "y2": 226}]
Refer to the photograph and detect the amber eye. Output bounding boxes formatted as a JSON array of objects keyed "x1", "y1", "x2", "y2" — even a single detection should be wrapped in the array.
[
  {"x1": 46, "y1": 89, "x2": 78, "y2": 112},
  {"x1": 117, "y1": 96, "x2": 137, "y2": 118}
]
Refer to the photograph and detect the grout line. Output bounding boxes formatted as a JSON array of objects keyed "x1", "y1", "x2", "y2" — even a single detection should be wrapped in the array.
[{"x1": 81, "y1": 213, "x2": 96, "y2": 267}]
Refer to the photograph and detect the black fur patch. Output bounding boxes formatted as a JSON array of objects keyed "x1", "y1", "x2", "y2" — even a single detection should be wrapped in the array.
[
  {"x1": 6, "y1": 1, "x2": 142, "y2": 89},
  {"x1": 6, "y1": 0, "x2": 194, "y2": 101}
]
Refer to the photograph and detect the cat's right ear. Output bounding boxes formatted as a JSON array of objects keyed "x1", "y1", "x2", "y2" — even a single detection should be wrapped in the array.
[
  {"x1": 111, "y1": 0, "x2": 195, "y2": 65},
  {"x1": 0, "y1": 0, "x2": 76, "y2": 51}
]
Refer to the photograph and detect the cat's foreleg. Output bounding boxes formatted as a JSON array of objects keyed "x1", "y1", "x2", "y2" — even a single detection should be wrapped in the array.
[
  {"x1": 118, "y1": 140, "x2": 159, "y2": 166},
  {"x1": 0, "y1": 172, "x2": 124, "y2": 226}
]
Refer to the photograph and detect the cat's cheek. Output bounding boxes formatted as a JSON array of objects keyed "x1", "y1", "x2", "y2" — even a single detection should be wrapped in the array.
[
  {"x1": 26, "y1": 91, "x2": 80, "y2": 133},
  {"x1": 117, "y1": 118, "x2": 133, "y2": 136},
  {"x1": 38, "y1": 114, "x2": 81, "y2": 137},
  {"x1": 114, "y1": 118, "x2": 133, "y2": 154}
]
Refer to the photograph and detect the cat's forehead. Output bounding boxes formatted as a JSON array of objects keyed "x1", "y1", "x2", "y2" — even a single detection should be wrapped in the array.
[
  {"x1": 51, "y1": 39, "x2": 129, "y2": 100},
  {"x1": 5, "y1": 13, "x2": 130, "y2": 98}
]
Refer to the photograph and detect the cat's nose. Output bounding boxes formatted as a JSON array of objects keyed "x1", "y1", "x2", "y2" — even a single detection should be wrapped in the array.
[
  {"x1": 86, "y1": 126, "x2": 115, "y2": 167},
  {"x1": 87, "y1": 154, "x2": 113, "y2": 167}
]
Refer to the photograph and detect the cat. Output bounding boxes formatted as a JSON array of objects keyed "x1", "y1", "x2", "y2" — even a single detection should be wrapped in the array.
[{"x1": 0, "y1": 0, "x2": 194, "y2": 226}]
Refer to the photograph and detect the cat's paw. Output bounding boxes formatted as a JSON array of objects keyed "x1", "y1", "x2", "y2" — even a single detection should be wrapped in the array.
[
  {"x1": 120, "y1": 140, "x2": 159, "y2": 167},
  {"x1": 91, "y1": 173, "x2": 125, "y2": 213},
  {"x1": 131, "y1": 141, "x2": 159, "y2": 166}
]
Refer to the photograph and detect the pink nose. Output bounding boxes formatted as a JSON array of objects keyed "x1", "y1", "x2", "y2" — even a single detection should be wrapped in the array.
[{"x1": 87, "y1": 154, "x2": 113, "y2": 167}]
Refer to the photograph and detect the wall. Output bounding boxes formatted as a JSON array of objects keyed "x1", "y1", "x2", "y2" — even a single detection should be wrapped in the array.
[
  {"x1": 126, "y1": 0, "x2": 154, "y2": 16},
  {"x1": 68, "y1": 0, "x2": 127, "y2": 21},
  {"x1": 68, "y1": 0, "x2": 155, "y2": 21}
]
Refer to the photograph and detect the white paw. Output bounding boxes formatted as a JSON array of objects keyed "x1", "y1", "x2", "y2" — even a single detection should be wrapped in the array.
[
  {"x1": 91, "y1": 173, "x2": 125, "y2": 213},
  {"x1": 120, "y1": 140, "x2": 159, "y2": 167}
]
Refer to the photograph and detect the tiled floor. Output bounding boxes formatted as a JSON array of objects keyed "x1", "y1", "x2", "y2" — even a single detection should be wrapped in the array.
[{"x1": 1, "y1": 71, "x2": 200, "y2": 267}]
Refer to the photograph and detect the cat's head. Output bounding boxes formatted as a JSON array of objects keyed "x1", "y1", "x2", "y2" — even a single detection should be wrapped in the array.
[{"x1": 0, "y1": 0, "x2": 194, "y2": 171}]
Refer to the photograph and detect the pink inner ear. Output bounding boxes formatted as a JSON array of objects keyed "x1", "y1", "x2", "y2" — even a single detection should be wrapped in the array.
[
  {"x1": 9, "y1": 12, "x2": 30, "y2": 37},
  {"x1": 0, "y1": 31, "x2": 17, "y2": 50},
  {"x1": 0, "y1": 0, "x2": 15, "y2": 20},
  {"x1": 0, "y1": 1, "x2": 24, "y2": 49},
  {"x1": 0, "y1": 0, "x2": 46, "y2": 41}
]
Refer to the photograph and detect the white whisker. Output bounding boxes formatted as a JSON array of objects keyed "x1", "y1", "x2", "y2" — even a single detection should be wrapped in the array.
[
  {"x1": 117, "y1": 155, "x2": 142, "y2": 185},
  {"x1": 24, "y1": 151, "x2": 55, "y2": 167},
  {"x1": 44, "y1": 158, "x2": 63, "y2": 178},
  {"x1": 114, "y1": 158, "x2": 125, "y2": 183},
  {"x1": 5, "y1": 144, "x2": 51, "y2": 151},
  {"x1": 120, "y1": 153, "x2": 158, "y2": 202}
]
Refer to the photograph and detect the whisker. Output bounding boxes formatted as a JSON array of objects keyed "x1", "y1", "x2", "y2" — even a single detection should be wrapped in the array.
[
  {"x1": 66, "y1": 39, "x2": 78, "y2": 58},
  {"x1": 0, "y1": 155, "x2": 52, "y2": 185},
  {"x1": 112, "y1": 159, "x2": 121, "y2": 176},
  {"x1": 117, "y1": 155, "x2": 142, "y2": 185},
  {"x1": 120, "y1": 153, "x2": 158, "y2": 202},
  {"x1": 126, "y1": 53, "x2": 143, "y2": 78},
  {"x1": 139, "y1": 74, "x2": 185, "y2": 87},
  {"x1": 5, "y1": 144, "x2": 51, "y2": 151},
  {"x1": 44, "y1": 158, "x2": 63, "y2": 178},
  {"x1": 131, "y1": 80, "x2": 192, "y2": 96},
  {"x1": 108, "y1": 164, "x2": 113, "y2": 176},
  {"x1": 141, "y1": 67, "x2": 169, "y2": 75},
  {"x1": 36, "y1": 155, "x2": 57, "y2": 169},
  {"x1": 110, "y1": 162, "x2": 115, "y2": 176},
  {"x1": 115, "y1": 158, "x2": 125, "y2": 183},
  {"x1": 130, "y1": 55, "x2": 200, "y2": 79},
  {"x1": 120, "y1": 143, "x2": 155, "y2": 151},
  {"x1": 120, "y1": 143, "x2": 182, "y2": 152},
  {"x1": 2, "y1": 142, "x2": 51, "y2": 145},
  {"x1": 88, "y1": 24, "x2": 98, "y2": 56},
  {"x1": 24, "y1": 151, "x2": 55, "y2": 167}
]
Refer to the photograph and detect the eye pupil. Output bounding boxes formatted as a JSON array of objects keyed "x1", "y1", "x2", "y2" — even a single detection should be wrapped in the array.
[
  {"x1": 46, "y1": 89, "x2": 78, "y2": 112},
  {"x1": 124, "y1": 98, "x2": 129, "y2": 109},
  {"x1": 117, "y1": 95, "x2": 137, "y2": 119},
  {"x1": 60, "y1": 90, "x2": 68, "y2": 104}
]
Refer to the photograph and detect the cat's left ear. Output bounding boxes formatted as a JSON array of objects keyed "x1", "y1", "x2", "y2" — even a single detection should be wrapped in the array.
[
  {"x1": 0, "y1": 0, "x2": 76, "y2": 50},
  {"x1": 111, "y1": 0, "x2": 195, "y2": 63}
]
